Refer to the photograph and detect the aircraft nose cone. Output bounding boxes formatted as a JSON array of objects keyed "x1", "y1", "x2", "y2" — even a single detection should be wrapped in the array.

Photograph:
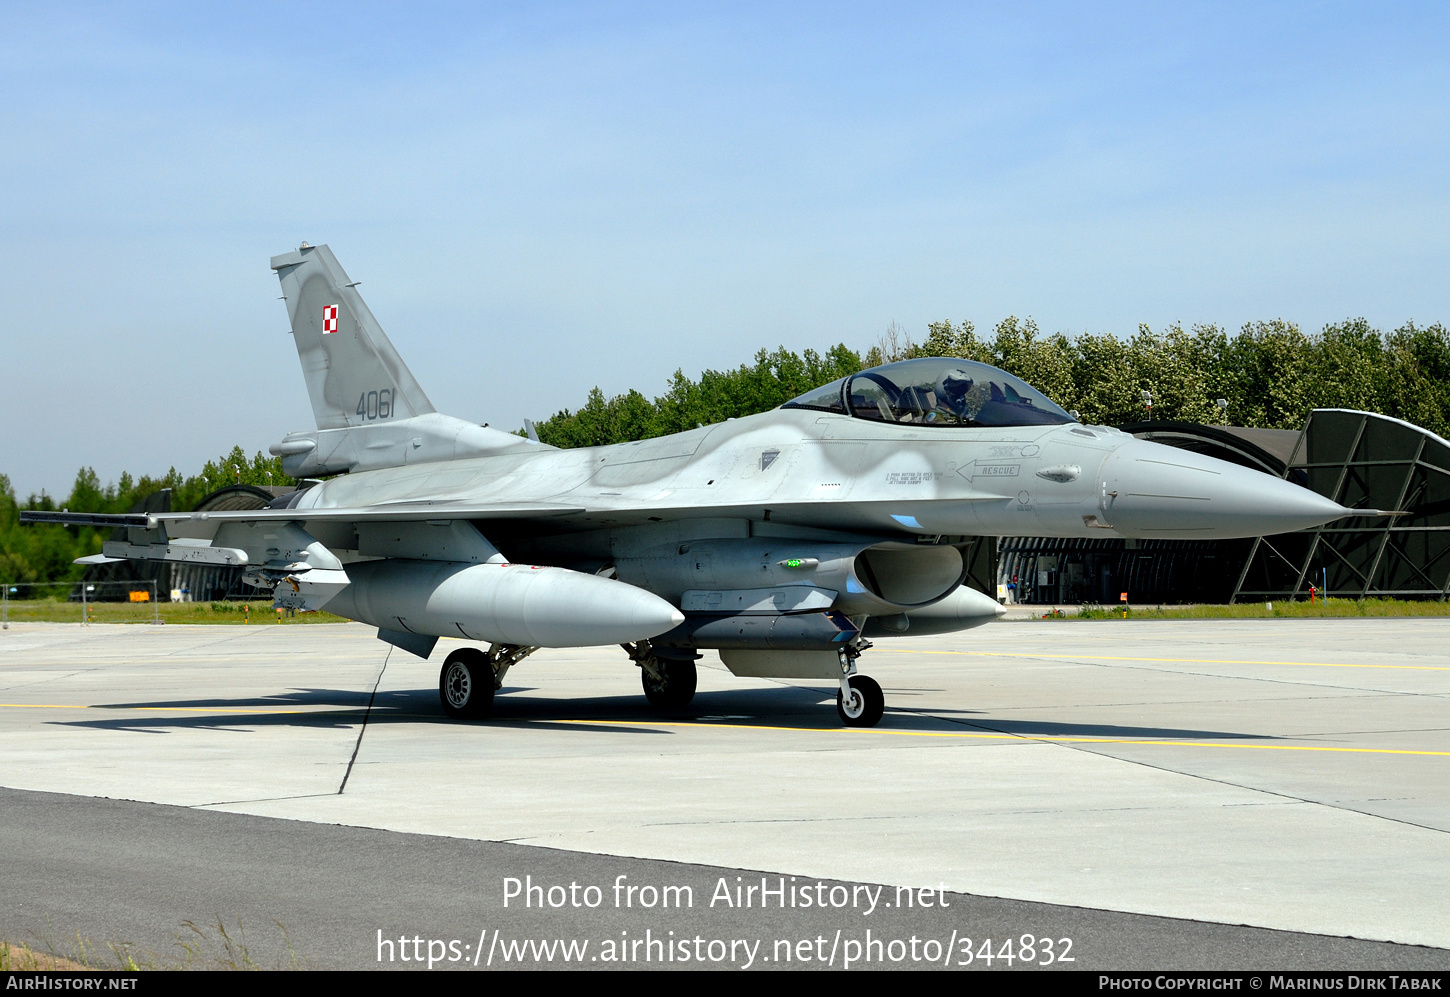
[{"x1": 1100, "y1": 439, "x2": 1352, "y2": 539}]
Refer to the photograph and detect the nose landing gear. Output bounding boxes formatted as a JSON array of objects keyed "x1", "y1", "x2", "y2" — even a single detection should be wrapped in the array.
[
  {"x1": 837, "y1": 644, "x2": 884, "y2": 727},
  {"x1": 838, "y1": 674, "x2": 884, "y2": 727}
]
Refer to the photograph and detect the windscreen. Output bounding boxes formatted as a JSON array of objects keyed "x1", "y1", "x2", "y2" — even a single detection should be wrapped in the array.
[
  {"x1": 781, "y1": 376, "x2": 848, "y2": 414},
  {"x1": 784, "y1": 358, "x2": 1074, "y2": 428}
]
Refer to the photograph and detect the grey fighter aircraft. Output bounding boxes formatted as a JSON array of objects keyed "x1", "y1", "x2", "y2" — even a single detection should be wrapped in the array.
[{"x1": 25, "y1": 244, "x2": 1359, "y2": 727}]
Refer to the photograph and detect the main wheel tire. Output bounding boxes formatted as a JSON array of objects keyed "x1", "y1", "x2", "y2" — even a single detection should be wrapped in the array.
[
  {"x1": 641, "y1": 656, "x2": 697, "y2": 710},
  {"x1": 439, "y1": 648, "x2": 495, "y2": 719},
  {"x1": 837, "y1": 674, "x2": 884, "y2": 727}
]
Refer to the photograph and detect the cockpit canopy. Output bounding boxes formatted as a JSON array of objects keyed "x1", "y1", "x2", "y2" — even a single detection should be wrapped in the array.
[{"x1": 782, "y1": 357, "x2": 1075, "y2": 428}]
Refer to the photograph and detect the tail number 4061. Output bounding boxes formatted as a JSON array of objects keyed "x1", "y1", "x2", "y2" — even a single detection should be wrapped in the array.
[{"x1": 357, "y1": 389, "x2": 395, "y2": 421}]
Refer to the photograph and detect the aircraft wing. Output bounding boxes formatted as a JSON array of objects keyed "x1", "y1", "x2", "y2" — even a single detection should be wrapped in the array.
[
  {"x1": 20, "y1": 502, "x2": 586, "y2": 529},
  {"x1": 22, "y1": 502, "x2": 589, "y2": 615}
]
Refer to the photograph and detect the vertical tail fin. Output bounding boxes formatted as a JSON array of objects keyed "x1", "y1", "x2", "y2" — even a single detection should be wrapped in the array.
[{"x1": 270, "y1": 243, "x2": 435, "y2": 431}]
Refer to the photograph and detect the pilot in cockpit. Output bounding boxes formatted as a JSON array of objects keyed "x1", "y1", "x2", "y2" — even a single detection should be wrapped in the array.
[
  {"x1": 934, "y1": 368, "x2": 975, "y2": 422},
  {"x1": 891, "y1": 367, "x2": 977, "y2": 424}
]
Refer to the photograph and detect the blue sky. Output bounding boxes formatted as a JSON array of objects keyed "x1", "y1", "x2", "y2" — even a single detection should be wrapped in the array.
[{"x1": 3, "y1": 2, "x2": 1447, "y2": 496}]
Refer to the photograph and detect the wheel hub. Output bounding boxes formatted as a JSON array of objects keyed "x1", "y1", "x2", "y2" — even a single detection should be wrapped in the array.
[{"x1": 445, "y1": 663, "x2": 471, "y2": 708}]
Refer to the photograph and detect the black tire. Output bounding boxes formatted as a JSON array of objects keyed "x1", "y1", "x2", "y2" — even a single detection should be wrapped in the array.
[
  {"x1": 439, "y1": 648, "x2": 495, "y2": 719},
  {"x1": 641, "y1": 656, "x2": 697, "y2": 710},
  {"x1": 837, "y1": 674, "x2": 884, "y2": 727}
]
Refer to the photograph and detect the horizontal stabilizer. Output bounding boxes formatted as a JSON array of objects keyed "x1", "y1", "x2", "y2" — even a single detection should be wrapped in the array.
[
  {"x1": 148, "y1": 502, "x2": 584, "y2": 525},
  {"x1": 22, "y1": 511, "x2": 154, "y2": 529},
  {"x1": 26, "y1": 503, "x2": 584, "y2": 530}
]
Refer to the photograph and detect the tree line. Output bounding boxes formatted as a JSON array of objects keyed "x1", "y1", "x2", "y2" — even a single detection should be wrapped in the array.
[
  {"x1": 1, "y1": 447, "x2": 285, "y2": 588},
  {"x1": 531, "y1": 316, "x2": 1450, "y2": 446}
]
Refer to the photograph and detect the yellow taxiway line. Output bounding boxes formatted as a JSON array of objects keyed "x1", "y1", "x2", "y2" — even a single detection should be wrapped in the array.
[
  {"x1": 2, "y1": 704, "x2": 1445, "y2": 756},
  {"x1": 550, "y1": 718, "x2": 1450, "y2": 756}
]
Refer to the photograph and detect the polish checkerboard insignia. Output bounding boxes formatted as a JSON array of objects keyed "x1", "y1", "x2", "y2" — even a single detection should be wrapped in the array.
[{"x1": 322, "y1": 304, "x2": 339, "y2": 334}]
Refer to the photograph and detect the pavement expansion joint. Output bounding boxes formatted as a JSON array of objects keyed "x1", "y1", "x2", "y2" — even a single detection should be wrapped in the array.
[
  {"x1": 1316, "y1": 809, "x2": 1450, "y2": 836},
  {"x1": 1300, "y1": 725, "x2": 1450, "y2": 736},
  {"x1": 157, "y1": 628, "x2": 277, "y2": 655},
  {"x1": 1047, "y1": 736, "x2": 1450, "y2": 835},
  {"x1": 193, "y1": 792, "x2": 347, "y2": 809},
  {"x1": 1094, "y1": 665, "x2": 1441, "y2": 698},
  {"x1": 642, "y1": 814, "x2": 903, "y2": 829},
  {"x1": 0, "y1": 668, "x2": 105, "y2": 694}
]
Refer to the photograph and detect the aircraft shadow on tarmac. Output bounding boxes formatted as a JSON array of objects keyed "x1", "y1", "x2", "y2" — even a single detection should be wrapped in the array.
[{"x1": 53, "y1": 685, "x2": 1278, "y2": 742}]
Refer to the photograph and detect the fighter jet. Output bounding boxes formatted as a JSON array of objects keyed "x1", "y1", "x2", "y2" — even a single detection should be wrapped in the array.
[{"x1": 24, "y1": 244, "x2": 1358, "y2": 727}]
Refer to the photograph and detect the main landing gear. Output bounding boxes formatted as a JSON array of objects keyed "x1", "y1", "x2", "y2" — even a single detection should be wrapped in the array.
[
  {"x1": 622, "y1": 642, "x2": 698, "y2": 711},
  {"x1": 437, "y1": 639, "x2": 887, "y2": 725},
  {"x1": 837, "y1": 643, "x2": 884, "y2": 727},
  {"x1": 439, "y1": 644, "x2": 536, "y2": 719}
]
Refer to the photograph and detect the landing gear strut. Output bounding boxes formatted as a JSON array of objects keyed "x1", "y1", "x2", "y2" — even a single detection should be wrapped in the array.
[
  {"x1": 438, "y1": 644, "x2": 537, "y2": 720},
  {"x1": 836, "y1": 643, "x2": 884, "y2": 727},
  {"x1": 623, "y1": 642, "x2": 698, "y2": 710}
]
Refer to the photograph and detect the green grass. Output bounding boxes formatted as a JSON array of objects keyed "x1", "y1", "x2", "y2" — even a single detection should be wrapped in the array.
[
  {"x1": 0, "y1": 940, "x2": 89, "y2": 971},
  {"x1": 1047, "y1": 598, "x2": 1450, "y2": 620},
  {"x1": 2, "y1": 916, "x2": 303, "y2": 970},
  {"x1": 0, "y1": 596, "x2": 346, "y2": 625}
]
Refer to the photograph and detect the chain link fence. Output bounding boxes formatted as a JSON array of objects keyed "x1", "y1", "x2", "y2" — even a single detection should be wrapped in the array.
[{"x1": 2, "y1": 580, "x2": 161, "y2": 629}]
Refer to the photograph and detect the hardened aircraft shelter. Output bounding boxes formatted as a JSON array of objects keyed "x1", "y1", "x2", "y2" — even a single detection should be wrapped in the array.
[
  {"x1": 1235, "y1": 409, "x2": 1450, "y2": 602},
  {"x1": 999, "y1": 409, "x2": 1450, "y2": 605}
]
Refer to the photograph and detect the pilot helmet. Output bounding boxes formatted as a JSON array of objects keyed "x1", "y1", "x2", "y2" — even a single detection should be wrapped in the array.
[{"x1": 936, "y1": 368, "x2": 975, "y2": 416}]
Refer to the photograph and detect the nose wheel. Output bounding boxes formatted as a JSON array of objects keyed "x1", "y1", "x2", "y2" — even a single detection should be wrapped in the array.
[{"x1": 837, "y1": 674, "x2": 884, "y2": 727}]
